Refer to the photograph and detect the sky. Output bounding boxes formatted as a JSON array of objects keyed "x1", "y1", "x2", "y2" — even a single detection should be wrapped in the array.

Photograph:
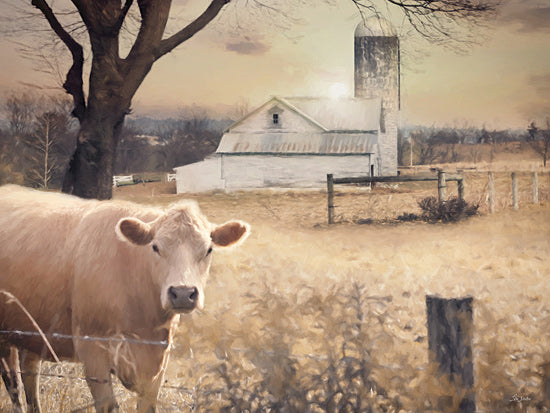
[{"x1": 0, "y1": 0, "x2": 549, "y2": 130}]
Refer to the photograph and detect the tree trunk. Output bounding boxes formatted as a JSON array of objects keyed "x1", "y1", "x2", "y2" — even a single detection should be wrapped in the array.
[
  {"x1": 62, "y1": 29, "x2": 131, "y2": 200},
  {"x1": 62, "y1": 111, "x2": 124, "y2": 200},
  {"x1": 51, "y1": 0, "x2": 227, "y2": 200}
]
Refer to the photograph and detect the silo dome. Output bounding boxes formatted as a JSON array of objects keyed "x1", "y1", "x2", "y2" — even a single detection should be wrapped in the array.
[{"x1": 355, "y1": 17, "x2": 396, "y2": 37}]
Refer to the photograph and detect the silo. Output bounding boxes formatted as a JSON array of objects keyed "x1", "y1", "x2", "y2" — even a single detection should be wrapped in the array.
[
  {"x1": 354, "y1": 17, "x2": 399, "y2": 175},
  {"x1": 354, "y1": 17, "x2": 400, "y2": 110}
]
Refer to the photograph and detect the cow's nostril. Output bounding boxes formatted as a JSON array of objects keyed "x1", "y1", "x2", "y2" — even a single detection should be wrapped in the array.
[
  {"x1": 168, "y1": 286, "x2": 199, "y2": 311},
  {"x1": 189, "y1": 287, "x2": 198, "y2": 302},
  {"x1": 168, "y1": 286, "x2": 178, "y2": 300}
]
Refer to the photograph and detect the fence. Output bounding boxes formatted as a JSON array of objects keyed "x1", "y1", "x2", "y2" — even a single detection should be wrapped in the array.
[
  {"x1": 112, "y1": 175, "x2": 133, "y2": 187},
  {"x1": 327, "y1": 171, "x2": 465, "y2": 224},
  {"x1": 2, "y1": 294, "x2": 549, "y2": 412},
  {"x1": 487, "y1": 171, "x2": 546, "y2": 212},
  {"x1": 327, "y1": 170, "x2": 549, "y2": 224}
]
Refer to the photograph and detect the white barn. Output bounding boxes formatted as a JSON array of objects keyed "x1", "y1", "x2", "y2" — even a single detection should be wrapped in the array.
[{"x1": 174, "y1": 18, "x2": 399, "y2": 194}]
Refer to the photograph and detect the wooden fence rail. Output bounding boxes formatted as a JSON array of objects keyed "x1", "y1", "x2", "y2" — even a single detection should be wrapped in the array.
[
  {"x1": 327, "y1": 171, "x2": 464, "y2": 224},
  {"x1": 328, "y1": 171, "x2": 548, "y2": 223}
]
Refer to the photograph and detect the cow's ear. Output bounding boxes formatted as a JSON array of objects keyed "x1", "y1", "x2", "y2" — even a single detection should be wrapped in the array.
[
  {"x1": 211, "y1": 221, "x2": 250, "y2": 247},
  {"x1": 116, "y1": 217, "x2": 154, "y2": 246}
]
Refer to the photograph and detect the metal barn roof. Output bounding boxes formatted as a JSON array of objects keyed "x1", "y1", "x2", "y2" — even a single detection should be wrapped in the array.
[
  {"x1": 226, "y1": 96, "x2": 381, "y2": 134},
  {"x1": 216, "y1": 132, "x2": 377, "y2": 155},
  {"x1": 281, "y1": 97, "x2": 381, "y2": 132}
]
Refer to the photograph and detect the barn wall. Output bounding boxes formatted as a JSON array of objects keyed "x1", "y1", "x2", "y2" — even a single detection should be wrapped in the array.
[
  {"x1": 174, "y1": 157, "x2": 223, "y2": 193},
  {"x1": 175, "y1": 154, "x2": 374, "y2": 194},
  {"x1": 232, "y1": 103, "x2": 321, "y2": 133},
  {"x1": 221, "y1": 154, "x2": 373, "y2": 190}
]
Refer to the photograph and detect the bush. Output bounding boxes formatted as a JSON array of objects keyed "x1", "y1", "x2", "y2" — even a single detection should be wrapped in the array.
[
  {"x1": 182, "y1": 283, "x2": 407, "y2": 412},
  {"x1": 418, "y1": 196, "x2": 479, "y2": 223}
]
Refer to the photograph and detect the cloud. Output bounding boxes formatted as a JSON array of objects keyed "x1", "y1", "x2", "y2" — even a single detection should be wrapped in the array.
[
  {"x1": 224, "y1": 39, "x2": 270, "y2": 56},
  {"x1": 517, "y1": 72, "x2": 550, "y2": 121},
  {"x1": 500, "y1": 5, "x2": 550, "y2": 33},
  {"x1": 529, "y1": 73, "x2": 550, "y2": 95}
]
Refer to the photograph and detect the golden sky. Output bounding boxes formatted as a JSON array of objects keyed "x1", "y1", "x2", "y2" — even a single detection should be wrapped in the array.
[{"x1": 1, "y1": 0, "x2": 549, "y2": 129}]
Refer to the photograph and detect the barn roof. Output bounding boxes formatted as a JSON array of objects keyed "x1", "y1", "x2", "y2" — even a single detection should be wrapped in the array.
[
  {"x1": 216, "y1": 132, "x2": 377, "y2": 155},
  {"x1": 226, "y1": 96, "x2": 381, "y2": 133}
]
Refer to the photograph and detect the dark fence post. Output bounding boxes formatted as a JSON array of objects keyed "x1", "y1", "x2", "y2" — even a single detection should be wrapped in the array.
[
  {"x1": 438, "y1": 171, "x2": 447, "y2": 202},
  {"x1": 458, "y1": 175, "x2": 465, "y2": 201},
  {"x1": 541, "y1": 362, "x2": 550, "y2": 408},
  {"x1": 327, "y1": 174, "x2": 334, "y2": 225},
  {"x1": 426, "y1": 295, "x2": 475, "y2": 412}
]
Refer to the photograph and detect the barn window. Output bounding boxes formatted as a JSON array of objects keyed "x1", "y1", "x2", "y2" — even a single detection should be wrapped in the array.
[{"x1": 272, "y1": 113, "x2": 279, "y2": 124}]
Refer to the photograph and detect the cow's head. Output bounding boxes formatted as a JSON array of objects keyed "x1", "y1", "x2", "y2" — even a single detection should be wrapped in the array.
[{"x1": 115, "y1": 201, "x2": 249, "y2": 314}]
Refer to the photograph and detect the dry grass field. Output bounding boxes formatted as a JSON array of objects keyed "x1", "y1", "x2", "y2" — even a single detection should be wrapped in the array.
[{"x1": 1, "y1": 162, "x2": 549, "y2": 412}]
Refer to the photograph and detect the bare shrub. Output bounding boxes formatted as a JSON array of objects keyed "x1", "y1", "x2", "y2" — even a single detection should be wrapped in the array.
[
  {"x1": 186, "y1": 282, "x2": 405, "y2": 412},
  {"x1": 418, "y1": 196, "x2": 479, "y2": 223}
]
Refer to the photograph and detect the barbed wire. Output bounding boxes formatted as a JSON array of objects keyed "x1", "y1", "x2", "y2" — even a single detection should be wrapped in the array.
[
  {"x1": 0, "y1": 326, "x2": 333, "y2": 411},
  {"x1": 0, "y1": 329, "x2": 169, "y2": 347}
]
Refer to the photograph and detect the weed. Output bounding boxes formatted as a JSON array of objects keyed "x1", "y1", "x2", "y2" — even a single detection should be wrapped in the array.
[{"x1": 418, "y1": 196, "x2": 479, "y2": 222}]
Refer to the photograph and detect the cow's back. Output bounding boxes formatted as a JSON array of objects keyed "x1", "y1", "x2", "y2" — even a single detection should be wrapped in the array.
[{"x1": 0, "y1": 185, "x2": 97, "y2": 359}]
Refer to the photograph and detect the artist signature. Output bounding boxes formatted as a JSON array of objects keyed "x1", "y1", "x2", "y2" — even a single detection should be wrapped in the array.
[{"x1": 510, "y1": 393, "x2": 531, "y2": 403}]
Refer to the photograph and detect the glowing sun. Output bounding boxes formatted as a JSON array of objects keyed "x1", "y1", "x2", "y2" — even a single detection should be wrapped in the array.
[{"x1": 328, "y1": 82, "x2": 348, "y2": 99}]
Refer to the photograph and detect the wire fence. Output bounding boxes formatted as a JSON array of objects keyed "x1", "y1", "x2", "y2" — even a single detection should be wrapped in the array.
[
  {"x1": 0, "y1": 330, "x2": 169, "y2": 347},
  {"x1": 0, "y1": 325, "x2": 338, "y2": 412}
]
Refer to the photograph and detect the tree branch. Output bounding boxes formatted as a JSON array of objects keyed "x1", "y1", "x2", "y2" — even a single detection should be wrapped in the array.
[
  {"x1": 114, "y1": 0, "x2": 134, "y2": 34},
  {"x1": 352, "y1": 0, "x2": 500, "y2": 46},
  {"x1": 31, "y1": 0, "x2": 86, "y2": 122},
  {"x1": 155, "y1": 0, "x2": 231, "y2": 59}
]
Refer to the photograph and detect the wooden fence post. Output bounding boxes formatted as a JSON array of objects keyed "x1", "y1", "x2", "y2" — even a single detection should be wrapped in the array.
[
  {"x1": 438, "y1": 171, "x2": 447, "y2": 202},
  {"x1": 458, "y1": 176, "x2": 465, "y2": 201},
  {"x1": 426, "y1": 295, "x2": 475, "y2": 413},
  {"x1": 488, "y1": 172, "x2": 495, "y2": 213},
  {"x1": 512, "y1": 172, "x2": 519, "y2": 210},
  {"x1": 533, "y1": 172, "x2": 539, "y2": 204},
  {"x1": 541, "y1": 362, "x2": 550, "y2": 408},
  {"x1": 327, "y1": 174, "x2": 334, "y2": 225}
]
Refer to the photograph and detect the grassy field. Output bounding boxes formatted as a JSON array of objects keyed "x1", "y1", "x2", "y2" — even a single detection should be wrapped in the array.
[{"x1": 1, "y1": 167, "x2": 550, "y2": 412}]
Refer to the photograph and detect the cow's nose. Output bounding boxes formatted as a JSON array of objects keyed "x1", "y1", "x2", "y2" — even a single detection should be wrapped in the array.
[{"x1": 168, "y1": 286, "x2": 198, "y2": 311}]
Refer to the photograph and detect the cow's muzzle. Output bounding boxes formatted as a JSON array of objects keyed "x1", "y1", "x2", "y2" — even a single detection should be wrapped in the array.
[{"x1": 168, "y1": 286, "x2": 199, "y2": 312}]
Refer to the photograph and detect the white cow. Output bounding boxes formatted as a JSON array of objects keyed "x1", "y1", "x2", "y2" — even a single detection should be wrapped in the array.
[{"x1": 0, "y1": 185, "x2": 249, "y2": 412}]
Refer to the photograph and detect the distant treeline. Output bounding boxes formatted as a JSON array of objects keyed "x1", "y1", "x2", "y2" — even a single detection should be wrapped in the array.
[
  {"x1": 0, "y1": 91, "x2": 547, "y2": 189},
  {"x1": 0, "y1": 91, "x2": 232, "y2": 189},
  {"x1": 398, "y1": 124, "x2": 549, "y2": 166},
  {"x1": 117, "y1": 116, "x2": 232, "y2": 174}
]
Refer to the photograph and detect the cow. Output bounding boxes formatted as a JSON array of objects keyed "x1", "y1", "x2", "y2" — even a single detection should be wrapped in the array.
[{"x1": 0, "y1": 185, "x2": 249, "y2": 412}]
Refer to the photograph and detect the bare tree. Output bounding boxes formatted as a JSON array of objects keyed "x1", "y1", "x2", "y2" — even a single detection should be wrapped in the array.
[
  {"x1": 232, "y1": 97, "x2": 251, "y2": 122},
  {"x1": 469, "y1": 144, "x2": 481, "y2": 165},
  {"x1": 5, "y1": 92, "x2": 38, "y2": 138},
  {"x1": 527, "y1": 119, "x2": 550, "y2": 167},
  {"x1": 12, "y1": 0, "x2": 500, "y2": 199},
  {"x1": 23, "y1": 110, "x2": 69, "y2": 188},
  {"x1": 350, "y1": 0, "x2": 500, "y2": 48}
]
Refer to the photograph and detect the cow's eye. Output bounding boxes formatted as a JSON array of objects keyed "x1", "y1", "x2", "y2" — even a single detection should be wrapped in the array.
[
  {"x1": 206, "y1": 246, "x2": 213, "y2": 257},
  {"x1": 152, "y1": 244, "x2": 160, "y2": 255}
]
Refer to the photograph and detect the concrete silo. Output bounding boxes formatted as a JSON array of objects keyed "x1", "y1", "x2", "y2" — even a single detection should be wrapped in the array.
[{"x1": 354, "y1": 17, "x2": 400, "y2": 175}]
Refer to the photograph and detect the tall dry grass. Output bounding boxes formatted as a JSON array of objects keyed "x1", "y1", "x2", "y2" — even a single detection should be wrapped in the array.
[
  {"x1": 162, "y1": 201, "x2": 549, "y2": 412},
  {"x1": 1, "y1": 174, "x2": 549, "y2": 411}
]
